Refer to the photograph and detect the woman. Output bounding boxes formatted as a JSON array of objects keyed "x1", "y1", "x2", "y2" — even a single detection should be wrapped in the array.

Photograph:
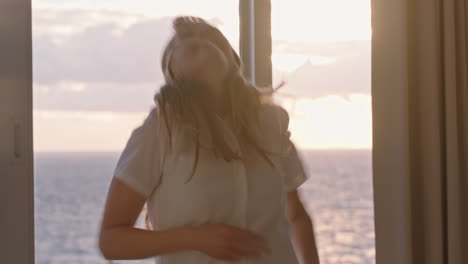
[{"x1": 98, "y1": 16, "x2": 320, "y2": 264}]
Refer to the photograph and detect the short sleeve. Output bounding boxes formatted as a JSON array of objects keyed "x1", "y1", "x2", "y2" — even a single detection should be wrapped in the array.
[
  {"x1": 275, "y1": 106, "x2": 309, "y2": 192},
  {"x1": 113, "y1": 107, "x2": 164, "y2": 198}
]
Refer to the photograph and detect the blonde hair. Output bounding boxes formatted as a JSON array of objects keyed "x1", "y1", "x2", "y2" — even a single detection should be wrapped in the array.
[{"x1": 144, "y1": 16, "x2": 283, "y2": 230}]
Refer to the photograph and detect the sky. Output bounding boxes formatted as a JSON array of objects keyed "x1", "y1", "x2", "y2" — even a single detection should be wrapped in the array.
[{"x1": 32, "y1": 0, "x2": 372, "y2": 151}]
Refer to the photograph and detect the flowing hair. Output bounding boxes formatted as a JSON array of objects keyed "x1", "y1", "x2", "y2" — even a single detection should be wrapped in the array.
[{"x1": 144, "y1": 18, "x2": 284, "y2": 230}]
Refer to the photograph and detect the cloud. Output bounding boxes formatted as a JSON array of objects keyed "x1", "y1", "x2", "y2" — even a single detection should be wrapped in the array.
[
  {"x1": 32, "y1": 8, "x2": 145, "y2": 38},
  {"x1": 32, "y1": 8, "x2": 370, "y2": 112},
  {"x1": 33, "y1": 81, "x2": 158, "y2": 112},
  {"x1": 31, "y1": 8, "x2": 232, "y2": 112},
  {"x1": 272, "y1": 40, "x2": 371, "y2": 99},
  {"x1": 33, "y1": 8, "x2": 173, "y2": 84}
]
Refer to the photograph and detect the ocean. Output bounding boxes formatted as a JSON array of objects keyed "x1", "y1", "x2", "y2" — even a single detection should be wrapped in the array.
[{"x1": 34, "y1": 149, "x2": 374, "y2": 264}]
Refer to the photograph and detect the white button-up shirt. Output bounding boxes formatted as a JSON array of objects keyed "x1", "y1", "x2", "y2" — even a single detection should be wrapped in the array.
[{"x1": 113, "y1": 103, "x2": 309, "y2": 264}]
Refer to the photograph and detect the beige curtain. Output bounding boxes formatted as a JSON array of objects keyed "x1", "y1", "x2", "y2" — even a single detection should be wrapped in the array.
[{"x1": 372, "y1": 0, "x2": 468, "y2": 263}]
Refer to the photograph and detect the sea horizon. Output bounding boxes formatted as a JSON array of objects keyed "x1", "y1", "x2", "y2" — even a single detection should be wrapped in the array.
[{"x1": 34, "y1": 148, "x2": 375, "y2": 264}]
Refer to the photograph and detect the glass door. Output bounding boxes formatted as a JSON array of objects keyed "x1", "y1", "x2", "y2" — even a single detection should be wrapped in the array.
[
  {"x1": 32, "y1": 1, "x2": 239, "y2": 263},
  {"x1": 271, "y1": 0, "x2": 374, "y2": 263}
]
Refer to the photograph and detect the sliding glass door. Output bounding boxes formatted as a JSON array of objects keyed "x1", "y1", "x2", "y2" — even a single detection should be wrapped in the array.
[{"x1": 32, "y1": 1, "x2": 240, "y2": 263}]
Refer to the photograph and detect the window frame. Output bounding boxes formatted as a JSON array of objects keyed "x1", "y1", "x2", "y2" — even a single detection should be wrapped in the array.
[
  {"x1": 4, "y1": 1, "x2": 397, "y2": 263},
  {"x1": 0, "y1": 1, "x2": 272, "y2": 263},
  {"x1": 0, "y1": 0, "x2": 35, "y2": 263}
]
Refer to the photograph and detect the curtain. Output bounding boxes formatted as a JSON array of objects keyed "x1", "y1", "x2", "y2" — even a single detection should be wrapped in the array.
[{"x1": 372, "y1": 0, "x2": 468, "y2": 263}]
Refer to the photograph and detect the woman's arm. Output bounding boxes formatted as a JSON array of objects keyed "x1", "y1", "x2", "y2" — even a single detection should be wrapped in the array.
[
  {"x1": 98, "y1": 178, "x2": 270, "y2": 261},
  {"x1": 286, "y1": 190, "x2": 320, "y2": 264},
  {"x1": 98, "y1": 178, "x2": 195, "y2": 260}
]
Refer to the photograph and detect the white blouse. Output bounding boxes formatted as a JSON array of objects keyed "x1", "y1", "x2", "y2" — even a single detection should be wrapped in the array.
[{"x1": 112, "y1": 103, "x2": 309, "y2": 264}]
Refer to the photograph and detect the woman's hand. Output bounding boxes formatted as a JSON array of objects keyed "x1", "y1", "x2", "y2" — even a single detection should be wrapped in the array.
[{"x1": 190, "y1": 223, "x2": 272, "y2": 262}]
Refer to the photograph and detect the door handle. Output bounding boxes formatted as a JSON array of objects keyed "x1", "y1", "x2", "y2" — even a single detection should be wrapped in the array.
[{"x1": 14, "y1": 122, "x2": 21, "y2": 158}]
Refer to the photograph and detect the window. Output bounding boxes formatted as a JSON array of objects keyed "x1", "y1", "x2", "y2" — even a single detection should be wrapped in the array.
[
  {"x1": 271, "y1": 0, "x2": 374, "y2": 263},
  {"x1": 32, "y1": 1, "x2": 239, "y2": 263},
  {"x1": 0, "y1": 0, "x2": 373, "y2": 263}
]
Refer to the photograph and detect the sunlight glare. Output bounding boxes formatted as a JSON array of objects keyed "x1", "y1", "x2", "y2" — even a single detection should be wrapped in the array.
[{"x1": 271, "y1": 0, "x2": 371, "y2": 43}]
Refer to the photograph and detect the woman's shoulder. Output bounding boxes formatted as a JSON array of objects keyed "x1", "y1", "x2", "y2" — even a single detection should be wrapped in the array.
[
  {"x1": 249, "y1": 103, "x2": 291, "y2": 155},
  {"x1": 145, "y1": 105, "x2": 193, "y2": 152},
  {"x1": 257, "y1": 102, "x2": 290, "y2": 132},
  {"x1": 134, "y1": 106, "x2": 172, "y2": 143},
  {"x1": 145, "y1": 106, "x2": 172, "y2": 130},
  {"x1": 139, "y1": 106, "x2": 161, "y2": 132}
]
